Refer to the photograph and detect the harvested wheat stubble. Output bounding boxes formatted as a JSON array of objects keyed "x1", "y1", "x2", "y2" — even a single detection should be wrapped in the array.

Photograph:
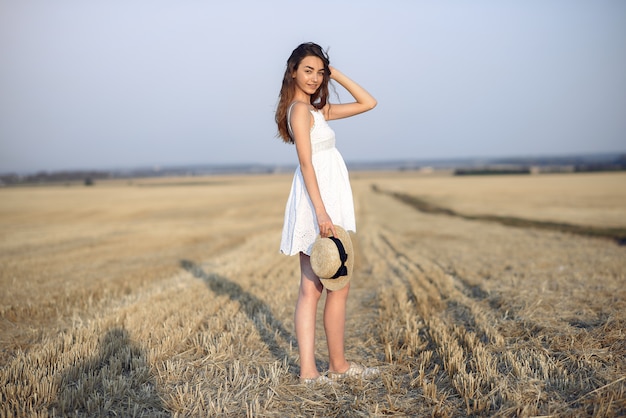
[{"x1": 1, "y1": 172, "x2": 625, "y2": 417}]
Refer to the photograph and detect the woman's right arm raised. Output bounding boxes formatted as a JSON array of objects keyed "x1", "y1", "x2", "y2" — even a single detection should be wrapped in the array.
[{"x1": 290, "y1": 102, "x2": 336, "y2": 238}]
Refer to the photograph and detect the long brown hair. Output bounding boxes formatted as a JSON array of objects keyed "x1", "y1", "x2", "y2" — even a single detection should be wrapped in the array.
[{"x1": 275, "y1": 42, "x2": 331, "y2": 143}]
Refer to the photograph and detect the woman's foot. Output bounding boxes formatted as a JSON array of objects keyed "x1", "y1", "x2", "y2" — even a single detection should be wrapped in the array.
[{"x1": 327, "y1": 362, "x2": 379, "y2": 380}]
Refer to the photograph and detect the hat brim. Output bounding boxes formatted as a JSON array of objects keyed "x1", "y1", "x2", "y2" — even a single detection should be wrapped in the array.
[{"x1": 313, "y1": 225, "x2": 353, "y2": 291}]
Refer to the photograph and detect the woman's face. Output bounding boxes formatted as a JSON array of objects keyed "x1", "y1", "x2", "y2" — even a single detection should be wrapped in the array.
[{"x1": 292, "y1": 55, "x2": 325, "y2": 96}]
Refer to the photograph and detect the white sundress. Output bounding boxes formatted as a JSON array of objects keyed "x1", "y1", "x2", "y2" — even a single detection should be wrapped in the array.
[{"x1": 280, "y1": 105, "x2": 356, "y2": 256}]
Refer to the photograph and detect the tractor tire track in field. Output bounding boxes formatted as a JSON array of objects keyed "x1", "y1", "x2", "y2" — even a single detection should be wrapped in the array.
[
  {"x1": 357, "y1": 183, "x2": 626, "y2": 416},
  {"x1": 362, "y1": 225, "x2": 510, "y2": 414},
  {"x1": 372, "y1": 184, "x2": 626, "y2": 245}
]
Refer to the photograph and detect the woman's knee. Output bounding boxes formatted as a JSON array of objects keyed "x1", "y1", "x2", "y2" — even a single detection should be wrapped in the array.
[
  {"x1": 299, "y1": 277, "x2": 323, "y2": 300},
  {"x1": 299, "y1": 253, "x2": 323, "y2": 294},
  {"x1": 326, "y1": 283, "x2": 350, "y2": 302}
]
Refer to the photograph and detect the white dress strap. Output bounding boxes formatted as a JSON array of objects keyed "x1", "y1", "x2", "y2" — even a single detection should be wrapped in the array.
[{"x1": 287, "y1": 102, "x2": 298, "y2": 140}]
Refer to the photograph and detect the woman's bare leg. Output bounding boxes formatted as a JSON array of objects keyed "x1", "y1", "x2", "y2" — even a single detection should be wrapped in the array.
[
  {"x1": 295, "y1": 252, "x2": 324, "y2": 379},
  {"x1": 324, "y1": 283, "x2": 350, "y2": 373}
]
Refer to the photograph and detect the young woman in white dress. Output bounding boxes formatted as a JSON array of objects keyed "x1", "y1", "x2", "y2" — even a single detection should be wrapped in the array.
[{"x1": 275, "y1": 42, "x2": 378, "y2": 384}]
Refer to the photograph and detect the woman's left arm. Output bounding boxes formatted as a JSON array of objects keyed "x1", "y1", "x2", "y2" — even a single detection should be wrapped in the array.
[{"x1": 324, "y1": 66, "x2": 377, "y2": 121}]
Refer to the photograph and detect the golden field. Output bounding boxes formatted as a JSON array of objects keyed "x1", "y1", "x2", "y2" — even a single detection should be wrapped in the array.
[{"x1": 1, "y1": 171, "x2": 625, "y2": 417}]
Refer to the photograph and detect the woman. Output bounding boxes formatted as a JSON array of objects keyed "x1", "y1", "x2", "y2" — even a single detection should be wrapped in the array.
[{"x1": 276, "y1": 42, "x2": 378, "y2": 384}]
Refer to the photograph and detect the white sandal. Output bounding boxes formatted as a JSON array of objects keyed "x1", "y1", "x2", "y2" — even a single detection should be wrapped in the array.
[
  {"x1": 327, "y1": 362, "x2": 380, "y2": 380},
  {"x1": 300, "y1": 375, "x2": 335, "y2": 386}
]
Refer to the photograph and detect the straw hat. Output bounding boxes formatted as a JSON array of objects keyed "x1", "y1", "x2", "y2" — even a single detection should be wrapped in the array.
[{"x1": 310, "y1": 225, "x2": 353, "y2": 291}]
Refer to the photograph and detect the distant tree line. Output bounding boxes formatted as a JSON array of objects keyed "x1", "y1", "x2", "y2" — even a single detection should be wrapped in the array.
[
  {"x1": 0, "y1": 170, "x2": 112, "y2": 186},
  {"x1": 0, "y1": 164, "x2": 284, "y2": 186},
  {"x1": 454, "y1": 167, "x2": 531, "y2": 176},
  {"x1": 2, "y1": 154, "x2": 624, "y2": 185},
  {"x1": 572, "y1": 153, "x2": 626, "y2": 172},
  {"x1": 454, "y1": 154, "x2": 626, "y2": 176}
]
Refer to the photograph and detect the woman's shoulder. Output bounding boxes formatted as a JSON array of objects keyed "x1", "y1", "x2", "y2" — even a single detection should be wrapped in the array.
[
  {"x1": 289, "y1": 101, "x2": 315, "y2": 120},
  {"x1": 290, "y1": 101, "x2": 315, "y2": 113},
  {"x1": 293, "y1": 102, "x2": 328, "y2": 121}
]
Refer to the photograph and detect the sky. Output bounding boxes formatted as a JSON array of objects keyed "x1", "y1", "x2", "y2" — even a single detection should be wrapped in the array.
[{"x1": 1, "y1": 0, "x2": 625, "y2": 174}]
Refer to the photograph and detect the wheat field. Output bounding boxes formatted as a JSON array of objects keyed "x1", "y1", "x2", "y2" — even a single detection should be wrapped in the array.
[{"x1": 1, "y1": 171, "x2": 625, "y2": 417}]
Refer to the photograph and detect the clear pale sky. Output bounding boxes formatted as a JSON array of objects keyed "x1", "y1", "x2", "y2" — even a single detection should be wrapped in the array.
[{"x1": 1, "y1": 0, "x2": 625, "y2": 173}]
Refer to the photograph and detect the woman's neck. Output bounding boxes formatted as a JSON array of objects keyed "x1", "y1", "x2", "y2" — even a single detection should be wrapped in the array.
[{"x1": 293, "y1": 90, "x2": 311, "y2": 104}]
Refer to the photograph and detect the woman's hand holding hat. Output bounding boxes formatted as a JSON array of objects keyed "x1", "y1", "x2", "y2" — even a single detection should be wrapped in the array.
[
  {"x1": 316, "y1": 210, "x2": 337, "y2": 238},
  {"x1": 310, "y1": 225, "x2": 353, "y2": 291}
]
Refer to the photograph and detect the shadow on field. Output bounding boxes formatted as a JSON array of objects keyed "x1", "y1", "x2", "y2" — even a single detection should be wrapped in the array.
[
  {"x1": 180, "y1": 260, "x2": 298, "y2": 372},
  {"x1": 52, "y1": 327, "x2": 168, "y2": 417}
]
